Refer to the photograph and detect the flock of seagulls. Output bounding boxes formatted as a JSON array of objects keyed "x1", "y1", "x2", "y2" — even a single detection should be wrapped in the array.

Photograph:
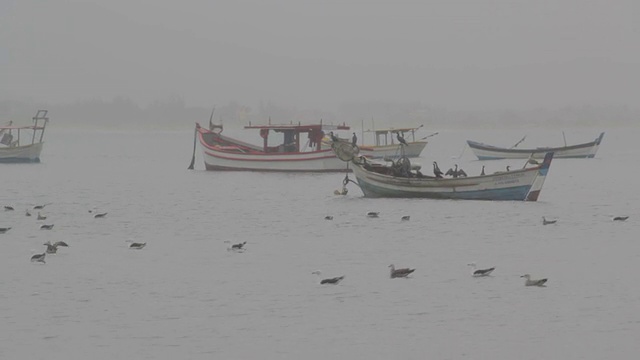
[{"x1": 2, "y1": 203, "x2": 147, "y2": 264}]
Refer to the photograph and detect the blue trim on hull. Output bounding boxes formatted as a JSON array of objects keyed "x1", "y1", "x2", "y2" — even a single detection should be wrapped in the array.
[
  {"x1": 0, "y1": 157, "x2": 40, "y2": 163},
  {"x1": 358, "y1": 182, "x2": 532, "y2": 201}
]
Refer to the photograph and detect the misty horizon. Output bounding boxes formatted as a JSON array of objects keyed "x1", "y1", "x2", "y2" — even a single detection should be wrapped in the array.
[{"x1": 2, "y1": 0, "x2": 639, "y2": 115}]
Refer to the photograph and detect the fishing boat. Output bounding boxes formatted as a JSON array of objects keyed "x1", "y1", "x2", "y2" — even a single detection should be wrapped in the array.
[
  {"x1": 466, "y1": 132, "x2": 604, "y2": 160},
  {"x1": 0, "y1": 110, "x2": 49, "y2": 163},
  {"x1": 355, "y1": 126, "x2": 433, "y2": 159},
  {"x1": 191, "y1": 121, "x2": 352, "y2": 172},
  {"x1": 332, "y1": 142, "x2": 554, "y2": 201}
]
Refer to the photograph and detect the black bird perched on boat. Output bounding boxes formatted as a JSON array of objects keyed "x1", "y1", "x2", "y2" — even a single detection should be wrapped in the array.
[
  {"x1": 613, "y1": 216, "x2": 629, "y2": 221},
  {"x1": 396, "y1": 132, "x2": 408, "y2": 146},
  {"x1": 312, "y1": 271, "x2": 345, "y2": 285},
  {"x1": 367, "y1": 212, "x2": 379, "y2": 218},
  {"x1": 542, "y1": 217, "x2": 557, "y2": 225},
  {"x1": 40, "y1": 224, "x2": 54, "y2": 230},
  {"x1": 389, "y1": 264, "x2": 415, "y2": 278},
  {"x1": 329, "y1": 131, "x2": 340, "y2": 143},
  {"x1": 506, "y1": 166, "x2": 511, "y2": 172},
  {"x1": 352, "y1": 132, "x2": 357, "y2": 146},
  {"x1": 129, "y1": 242, "x2": 147, "y2": 249},
  {"x1": 457, "y1": 167, "x2": 467, "y2": 177},
  {"x1": 467, "y1": 263, "x2": 495, "y2": 277},
  {"x1": 480, "y1": 165, "x2": 485, "y2": 176},
  {"x1": 4, "y1": 206, "x2": 14, "y2": 211},
  {"x1": 31, "y1": 252, "x2": 46, "y2": 264},
  {"x1": 94, "y1": 212, "x2": 108, "y2": 218},
  {"x1": 433, "y1": 162, "x2": 444, "y2": 178},
  {"x1": 0, "y1": 227, "x2": 11, "y2": 234}
]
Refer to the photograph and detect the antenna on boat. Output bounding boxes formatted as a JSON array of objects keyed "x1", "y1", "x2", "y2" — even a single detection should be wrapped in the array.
[
  {"x1": 511, "y1": 136, "x2": 526, "y2": 149},
  {"x1": 562, "y1": 131, "x2": 567, "y2": 147}
]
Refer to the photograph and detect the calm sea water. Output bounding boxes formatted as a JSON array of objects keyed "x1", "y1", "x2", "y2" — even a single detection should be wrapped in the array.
[{"x1": 1, "y1": 125, "x2": 639, "y2": 359}]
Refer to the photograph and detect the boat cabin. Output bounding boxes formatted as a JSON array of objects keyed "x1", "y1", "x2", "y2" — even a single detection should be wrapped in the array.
[
  {"x1": 244, "y1": 122, "x2": 350, "y2": 153},
  {"x1": 364, "y1": 126, "x2": 422, "y2": 146},
  {"x1": 0, "y1": 110, "x2": 49, "y2": 148}
]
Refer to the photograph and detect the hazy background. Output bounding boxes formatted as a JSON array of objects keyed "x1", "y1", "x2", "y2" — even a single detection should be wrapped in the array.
[{"x1": 1, "y1": 0, "x2": 639, "y2": 128}]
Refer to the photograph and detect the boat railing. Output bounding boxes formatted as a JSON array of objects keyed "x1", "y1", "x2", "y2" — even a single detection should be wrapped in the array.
[{"x1": 0, "y1": 110, "x2": 48, "y2": 147}]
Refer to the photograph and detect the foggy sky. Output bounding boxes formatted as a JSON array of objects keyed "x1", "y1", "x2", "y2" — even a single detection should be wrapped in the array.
[{"x1": 1, "y1": 0, "x2": 639, "y2": 111}]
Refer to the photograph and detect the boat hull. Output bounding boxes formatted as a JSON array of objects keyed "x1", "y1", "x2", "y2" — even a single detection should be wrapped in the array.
[
  {"x1": 0, "y1": 142, "x2": 43, "y2": 163},
  {"x1": 467, "y1": 133, "x2": 604, "y2": 160},
  {"x1": 358, "y1": 141, "x2": 427, "y2": 159},
  {"x1": 198, "y1": 127, "x2": 349, "y2": 172},
  {"x1": 351, "y1": 152, "x2": 553, "y2": 201}
]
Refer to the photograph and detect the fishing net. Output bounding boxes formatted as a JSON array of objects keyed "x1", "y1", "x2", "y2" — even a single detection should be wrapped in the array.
[{"x1": 332, "y1": 142, "x2": 360, "y2": 162}]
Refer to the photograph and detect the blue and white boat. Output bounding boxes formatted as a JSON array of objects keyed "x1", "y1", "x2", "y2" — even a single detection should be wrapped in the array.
[
  {"x1": 345, "y1": 152, "x2": 554, "y2": 201},
  {"x1": 467, "y1": 132, "x2": 604, "y2": 160}
]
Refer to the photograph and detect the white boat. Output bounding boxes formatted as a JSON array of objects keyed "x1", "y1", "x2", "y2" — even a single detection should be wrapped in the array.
[
  {"x1": 0, "y1": 110, "x2": 49, "y2": 163},
  {"x1": 467, "y1": 132, "x2": 604, "y2": 160},
  {"x1": 192, "y1": 121, "x2": 352, "y2": 172},
  {"x1": 356, "y1": 126, "x2": 432, "y2": 159}
]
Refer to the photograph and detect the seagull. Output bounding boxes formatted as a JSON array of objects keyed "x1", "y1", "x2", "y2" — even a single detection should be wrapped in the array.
[
  {"x1": 31, "y1": 252, "x2": 46, "y2": 264},
  {"x1": 521, "y1": 274, "x2": 548, "y2": 287},
  {"x1": 324, "y1": 215, "x2": 333, "y2": 220},
  {"x1": 467, "y1": 263, "x2": 495, "y2": 277},
  {"x1": 312, "y1": 271, "x2": 345, "y2": 285},
  {"x1": 4, "y1": 205, "x2": 14, "y2": 211},
  {"x1": 25, "y1": 209, "x2": 31, "y2": 217},
  {"x1": 37, "y1": 212, "x2": 47, "y2": 220},
  {"x1": 0, "y1": 227, "x2": 11, "y2": 234},
  {"x1": 231, "y1": 241, "x2": 247, "y2": 250},
  {"x1": 389, "y1": 264, "x2": 415, "y2": 279},
  {"x1": 401, "y1": 215, "x2": 410, "y2": 221},
  {"x1": 613, "y1": 216, "x2": 629, "y2": 221},
  {"x1": 33, "y1": 204, "x2": 49, "y2": 210},
  {"x1": 542, "y1": 217, "x2": 557, "y2": 225},
  {"x1": 129, "y1": 242, "x2": 147, "y2": 250},
  {"x1": 94, "y1": 212, "x2": 108, "y2": 218},
  {"x1": 367, "y1": 212, "x2": 379, "y2": 218},
  {"x1": 40, "y1": 224, "x2": 54, "y2": 230},
  {"x1": 43, "y1": 241, "x2": 59, "y2": 254}
]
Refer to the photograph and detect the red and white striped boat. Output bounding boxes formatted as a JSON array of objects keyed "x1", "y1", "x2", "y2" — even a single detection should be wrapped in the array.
[{"x1": 192, "y1": 122, "x2": 351, "y2": 172}]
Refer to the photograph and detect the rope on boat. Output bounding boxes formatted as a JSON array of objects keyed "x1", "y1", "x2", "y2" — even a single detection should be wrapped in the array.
[{"x1": 187, "y1": 126, "x2": 197, "y2": 170}]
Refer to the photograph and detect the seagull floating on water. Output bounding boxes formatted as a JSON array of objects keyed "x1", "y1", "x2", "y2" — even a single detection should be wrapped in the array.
[
  {"x1": 324, "y1": 215, "x2": 333, "y2": 220},
  {"x1": 40, "y1": 224, "x2": 54, "y2": 230},
  {"x1": 0, "y1": 227, "x2": 11, "y2": 234},
  {"x1": 37, "y1": 212, "x2": 47, "y2": 220},
  {"x1": 367, "y1": 212, "x2": 379, "y2": 218},
  {"x1": 33, "y1": 204, "x2": 49, "y2": 210},
  {"x1": 129, "y1": 242, "x2": 146, "y2": 250},
  {"x1": 25, "y1": 209, "x2": 31, "y2": 216},
  {"x1": 401, "y1": 215, "x2": 410, "y2": 221},
  {"x1": 542, "y1": 217, "x2": 557, "y2": 225},
  {"x1": 43, "y1": 241, "x2": 59, "y2": 254},
  {"x1": 312, "y1": 271, "x2": 345, "y2": 285},
  {"x1": 613, "y1": 216, "x2": 629, "y2": 221},
  {"x1": 467, "y1": 263, "x2": 495, "y2": 277},
  {"x1": 31, "y1": 252, "x2": 46, "y2": 264},
  {"x1": 4, "y1": 206, "x2": 14, "y2": 211},
  {"x1": 94, "y1": 212, "x2": 108, "y2": 218},
  {"x1": 231, "y1": 241, "x2": 246, "y2": 250},
  {"x1": 521, "y1": 274, "x2": 548, "y2": 287},
  {"x1": 389, "y1": 264, "x2": 415, "y2": 279}
]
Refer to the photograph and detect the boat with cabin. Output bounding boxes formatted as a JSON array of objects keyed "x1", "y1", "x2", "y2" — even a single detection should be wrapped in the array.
[
  {"x1": 0, "y1": 110, "x2": 49, "y2": 163},
  {"x1": 332, "y1": 142, "x2": 554, "y2": 201},
  {"x1": 467, "y1": 132, "x2": 604, "y2": 160},
  {"x1": 356, "y1": 126, "x2": 432, "y2": 159},
  {"x1": 192, "y1": 121, "x2": 352, "y2": 172}
]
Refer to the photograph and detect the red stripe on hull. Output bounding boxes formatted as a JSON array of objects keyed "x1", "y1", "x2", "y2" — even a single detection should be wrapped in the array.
[{"x1": 203, "y1": 162, "x2": 351, "y2": 172}]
